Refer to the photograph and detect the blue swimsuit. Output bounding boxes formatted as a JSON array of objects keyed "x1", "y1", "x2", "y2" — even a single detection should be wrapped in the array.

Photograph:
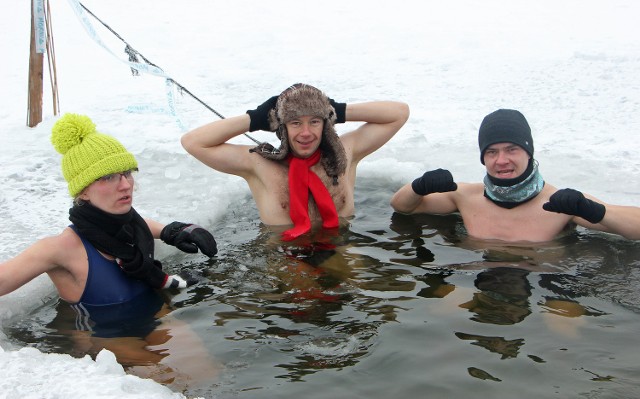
[
  {"x1": 70, "y1": 225, "x2": 152, "y2": 306},
  {"x1": 68, "y1": 226, "x2": 164, "y2": 337}
]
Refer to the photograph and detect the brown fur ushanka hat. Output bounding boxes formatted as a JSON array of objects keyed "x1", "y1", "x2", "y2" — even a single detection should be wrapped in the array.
[{"x1": 251, "y1": 83, "x2": 347, "y2": 183}]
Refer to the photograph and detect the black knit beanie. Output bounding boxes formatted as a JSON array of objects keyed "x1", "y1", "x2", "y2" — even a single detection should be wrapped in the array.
[{"x1": 478, "y1": 109, "x2": 534, "y2": 164}]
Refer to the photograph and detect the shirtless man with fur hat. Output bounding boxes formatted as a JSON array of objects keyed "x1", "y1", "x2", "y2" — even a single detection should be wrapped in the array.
[
  {"x1": 182, "y1": 83, "x2": 409, "y2": 240},
  {"x1": 390, "y1": 109, "x2": 640, "y2": 242}
]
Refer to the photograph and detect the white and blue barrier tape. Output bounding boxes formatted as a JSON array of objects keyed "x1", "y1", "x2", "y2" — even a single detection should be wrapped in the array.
[{"x1": 66, "y1": 0, "x2": 187, "y2": 130}]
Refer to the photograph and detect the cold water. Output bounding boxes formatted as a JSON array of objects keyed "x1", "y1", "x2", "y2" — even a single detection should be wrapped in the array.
[{"x1": 5, "y1": 178, "x2": 640, "y2": 399}]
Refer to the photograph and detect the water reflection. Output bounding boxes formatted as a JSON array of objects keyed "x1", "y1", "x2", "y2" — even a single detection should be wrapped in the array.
[
  {"x1": 456, "y1": 332, "x2": 524, "y2": 360},
  {"x1": 6, "y1": 288, "x2": 220, "y2": 390},
  {"x1": 5, "y1": 183, "x2": 640, "y2": 398},
  {"x1": 205, "y1": 222, "x2": 416, "y2": 381},
  {"x1": 416, "y1": 271, "x2": 455, "y2": 299},
  {"x1": 459, "y1": 267, "x2": 532, "y2": 325},
  {"x1": 197, "y1": 190, "x2": 640, "y2": 393},
  {"x1": 385, "y1": 205, "x2": 640, "y2": 380}
]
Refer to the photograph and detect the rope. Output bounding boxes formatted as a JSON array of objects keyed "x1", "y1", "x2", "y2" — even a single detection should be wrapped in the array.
[
  {"x1": 45, "y1": 0, "x2": 60, "y2": 115},
  {"x1": 75, "y1": 1, "x2": 261, "y2": 144}
]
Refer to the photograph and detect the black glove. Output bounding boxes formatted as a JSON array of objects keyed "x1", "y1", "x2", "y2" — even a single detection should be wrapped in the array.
[
  {"x1": 411, "y1": 169, "x2": 458, "y2": 196},
  {"x1": 328, "y1": 98, "x2": 347, "y2": 124},
  {"x1": 161, "y1": 222, "x2": 218, "y2": 257},
  {"x1": 542, "y1": 188, "x2": 606, "y2": 224},
  {"x1": 246, "y1": 95, "x2": 278, "y2": 132}
]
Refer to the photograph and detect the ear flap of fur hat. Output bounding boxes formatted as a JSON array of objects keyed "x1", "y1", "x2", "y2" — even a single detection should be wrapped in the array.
[
  {"x1": 319, "y1": 123, "x2": 347, "y2": 180},
  {"x1": 249, "y1": 132, "x2": 290, "y2": 161},
  {"x1": 252, "y1": 83, "x2": 347, "y2": 180}
]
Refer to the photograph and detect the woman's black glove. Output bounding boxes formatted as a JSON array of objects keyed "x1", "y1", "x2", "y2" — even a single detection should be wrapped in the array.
[
  {"x1": 161, "y1": 222, "x2": 218, "y2": 257},
  {"x1": 411, "y1": 169, "x2": 458, "y2": 196},
  {"x1": 246, "y1": 95, "x2": 278, "y2": 132},
  {"x1": 543, "y1": 188, "x2": 606, "y2": 224}
]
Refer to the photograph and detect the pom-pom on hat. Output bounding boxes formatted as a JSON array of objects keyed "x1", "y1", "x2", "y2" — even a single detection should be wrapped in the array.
[
  {"x1": 478, "y1": 109, "x2": 534, "y2": 165},
  {"x1": 51, "y1": 113, "x2": 138, "y2": 197}
]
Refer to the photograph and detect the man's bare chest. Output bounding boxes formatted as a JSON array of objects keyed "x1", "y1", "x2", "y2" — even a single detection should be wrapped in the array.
[{"x1": 460, "y1": 196, "x2": 571, "y2": 242}]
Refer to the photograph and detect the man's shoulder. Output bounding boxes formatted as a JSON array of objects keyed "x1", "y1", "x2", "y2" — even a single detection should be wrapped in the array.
[
  {"x1": 456, "y1": 182, "x2": 484, "y2": 195},
  {"x1": 538, "y1": 183, "x2": 559, "y2": 200}
]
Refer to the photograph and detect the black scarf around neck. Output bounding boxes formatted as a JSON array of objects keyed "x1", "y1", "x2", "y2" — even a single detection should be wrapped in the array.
[{"x1": 69, "y1": 203, "x2": 166, "y2": 288}]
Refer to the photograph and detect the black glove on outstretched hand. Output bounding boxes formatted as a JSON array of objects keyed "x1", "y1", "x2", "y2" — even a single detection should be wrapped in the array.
[
  {"x1": 161, "y1": 222, "x2": 218, "y2": 257},
  {"x1": 246, "y1": 95, "x2": 278, "y2": 132},
  {"x1": 411, "y1": 169, "x2": 458, "y2": 196},
  {"x1": 542, "y1": 188, "x2": 606, "y2": 224},
  {"x1": 328, "y1": 98, "x2": 347, "y2": 124}
]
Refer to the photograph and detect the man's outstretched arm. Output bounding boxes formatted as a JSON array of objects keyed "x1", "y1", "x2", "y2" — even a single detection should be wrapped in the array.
[{"x1": 543, "y1": 188, "x2": 640, "y2": 240}]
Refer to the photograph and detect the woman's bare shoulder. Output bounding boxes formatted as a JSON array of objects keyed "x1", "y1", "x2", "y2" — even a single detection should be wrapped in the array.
[{"x1": 39, "y1": 227, "x2": 84, "y2": 261}]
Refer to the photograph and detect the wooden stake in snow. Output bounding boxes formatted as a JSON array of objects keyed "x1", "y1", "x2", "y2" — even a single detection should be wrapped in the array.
[{"x1": 27, "y1": 0, "x2": 59, "y2": 127}]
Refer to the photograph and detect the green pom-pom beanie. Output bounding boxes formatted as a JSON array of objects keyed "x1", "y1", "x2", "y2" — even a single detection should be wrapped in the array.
[{"x1": 51, "y1": 113, "x2": 138, "y2": 197}]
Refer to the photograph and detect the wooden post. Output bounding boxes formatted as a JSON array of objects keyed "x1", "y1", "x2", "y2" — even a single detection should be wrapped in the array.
[{"x1": 27, "y1": 0, "x2": 44, "y2": 127}]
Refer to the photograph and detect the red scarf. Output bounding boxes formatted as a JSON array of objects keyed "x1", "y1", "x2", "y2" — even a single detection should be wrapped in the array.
[{"x1": 282, "y1": 150, "x2": 339, "y2": 241}]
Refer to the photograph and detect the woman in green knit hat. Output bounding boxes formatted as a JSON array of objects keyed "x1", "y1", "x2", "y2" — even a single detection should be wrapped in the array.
[
  {"x1": 0, "y1": 113, "x2": 218, "y2": 309},
  {"x1": 0, "y1": 113, "x2": 221, "y2": 385}
]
